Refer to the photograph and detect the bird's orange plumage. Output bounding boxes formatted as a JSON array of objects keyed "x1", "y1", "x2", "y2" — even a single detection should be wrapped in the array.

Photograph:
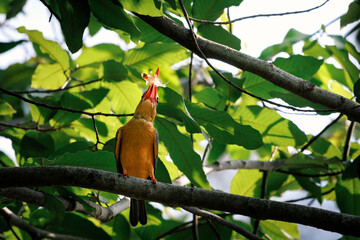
[{"x1": 114, "y1": 70, "x2": 159, "y2": 226}]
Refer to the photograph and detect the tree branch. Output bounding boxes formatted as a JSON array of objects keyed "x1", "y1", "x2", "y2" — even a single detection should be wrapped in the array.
[
  {"x1": 0, "y1": 187, "x2": 129, "y2": 222},
  {"x1": 135, "y1": 14, "x2": 360, "y2": 122},
  {"x1": 182, "y1": 206, "x2": 262, "y2": 240},
  {"x1": 0, "y1": 166, "x2": 359, "y2": 237},
  {"x1": 189, "y1": 0, "x2": 330, "y2": 25},
  {"x1": 0, "y1": 207, "x2": 86, "y2": 240}
]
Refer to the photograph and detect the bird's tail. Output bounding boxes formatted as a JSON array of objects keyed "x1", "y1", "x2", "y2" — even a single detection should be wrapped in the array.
[{"x1": 130, "y1": 198, "x2": 147, "y2": 226}]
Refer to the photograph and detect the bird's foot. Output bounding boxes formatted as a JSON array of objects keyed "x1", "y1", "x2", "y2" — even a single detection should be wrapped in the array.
[{"x1": 150, "y1": 175, "x2": 157, "y2": 184}]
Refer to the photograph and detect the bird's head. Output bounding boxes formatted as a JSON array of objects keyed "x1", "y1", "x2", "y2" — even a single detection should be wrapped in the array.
[{"x1": 134, "y1": 80, "x2": 159, "y2": 122}]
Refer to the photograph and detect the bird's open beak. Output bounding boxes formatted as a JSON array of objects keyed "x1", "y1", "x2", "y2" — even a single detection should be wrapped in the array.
[{"x1": 143, "y1": 83, "x2": 158, "y2": 103}]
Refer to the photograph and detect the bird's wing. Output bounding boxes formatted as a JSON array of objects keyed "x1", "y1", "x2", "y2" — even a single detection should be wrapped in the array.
[
  {"x1": 153, "y1": 130, "x2": 159, "y2": 173},
  {"x1": 114, "y1": 127, "x2": 123, "y2": 174}
]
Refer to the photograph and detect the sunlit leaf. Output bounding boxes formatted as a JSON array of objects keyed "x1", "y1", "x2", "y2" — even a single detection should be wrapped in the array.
[
  {"x1": 260, "y1": 220, "x2": 299, "y2": 240},
  {"x1": 0, "y1": 100, "x2": 16, "y2": 116},
  {"x1": 230, "y1": 169, "x2": 262, "y2": 197},
  {"x1": 154, "y1": 116, "x2": 211, "y2": 189},
  {"x1": 75, "y1": 44, "x2": 124, "y2": 66},
  {"x1": 134, "y1": 18, "x2": 174, "y2": 43},
  {"x1": 17, "y1": 27, "x2": 70, "y2": 71},
  {"x1": 336, "y1": 175, "x2": 360, "y2": 216},
  {"x1": 233, "y1": 105, "x2": 307, "y2": 146},
  {"x1": 118, "y1": 0, "x2": 163, "y2": 16},
  {"x1": 194, "y1": 87, "x2": 227, "y2": 110},
  {"x1": 31, "y1": 63, "x2": 67, "y2": 90}
]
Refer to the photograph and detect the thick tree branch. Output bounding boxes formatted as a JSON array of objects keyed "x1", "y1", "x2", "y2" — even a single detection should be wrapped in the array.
[
  {"x1": 135, "y1": 14, "x2": 360, "y2": 122},
  {"x1": 0, "y1": 166, "x2": 359, "y2": 237},
  {"x1": 0, "y1": 187, "x2": 129, "y2": 222},
  {"x1": 0, "y1": 207, "x2": 85, "y2": 240}
]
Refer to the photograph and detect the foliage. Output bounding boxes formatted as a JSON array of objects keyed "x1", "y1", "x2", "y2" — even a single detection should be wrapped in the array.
[{"x1": 0, "y1": 0, "x2": 359, "y2": 239}]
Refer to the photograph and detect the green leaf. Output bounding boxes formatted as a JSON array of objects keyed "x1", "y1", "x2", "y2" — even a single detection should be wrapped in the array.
[
  {"x1": 104, "y1": 80, "x2": 142, "y2": 115},
  {"x1": 0, "y1": 100, "x2": 16, "y2": 116},
  {"x1": 157, "y1": 87, "x2": 201, "y2": 133},
  {"x1": 31, "y1": 63, "x2": 67, "y2": 90},
  {"x1": 192, "y1": 0, "x2": 243, "y2": 21},
  {"x1": 113, "y1": 214, "x2": 130, "y2": 240},
  {"x1": 341, "y1": 1, "x2": 360, "y2": 27},
  {"x1": 155, "y1": 158, "x2": 172, "y2": 184},
  {"x1": 185, "y1": 101, "x2": 263, "y2": 149},
  {"x1": 118, "y1": 0, "x2": 163, "y2": 16},
  {"x1": 20, "y1": 131, "x2": 55, "y2": 159},
  {"x1": 57, "y1": 0, "x2": 90, "y2": 53},
  {"x1": 88, "y1": 0, "x2": 140, "y2": 42},
  {"x1": 335, "y1": 177, "x2": 360, "y2": 216},
  {"x1": 75, "y1": 43, "x2": 124, "y2": 66},
  {"x1": 88, "y1": 14, "x2": 102, "y2": 36},
  {"x1": 309, "y1": 137, "x2": 341, "y2": 158},
  {"x1": 303, "y1": 40, "x2": 332, "y2": 59},
  {"x1": 46, "y1": 150, "x2": 116, "y2": 172},
  {"x1": 260, "y1": 220, "x2": 299, "y2": 240},
  {"x1": 194, "y1": 87, "x2": 227, "y2": 111},
  {"x1": 295, "y1": 175, "x2": 322, "y2": 203},
  {"x1": 133, "y1": 17, "x2": 174, "y2": 43},
  {"x1": 46, "y1": 213, "x2": 111, "y2": 240},
  {"x1": 0, "y1": 62, "x2": 34, "y2": 90},
  {"x1": 197, "y1": 24, "x2": 240, "y2": 50},
  {"x1": 49, "y1": 141, "x2": 92, "y2": 160},
  {"x1": 43, "y1": 192, "x2": 65, "y2": 224},
  {"x1": 207, "y1": 139, "x2": 226, "y2": 164},
  {"x1": 17, "y1": 27, "x2": 70, "y2": 71},
  {"x1": 0, "y1": 40, "x2": 26, "y2": 54},
  {"x1": 233, "y1": 105, "x2": 307, "y2": 146},
  {"x1": 102, "y1": 60, "x2": 128, "y2": 82},
  {"x1": 260, "y1": 28, "x2": 310, "y2": 60},
  {"x1": 326, "y1": 45, "x2": 359, "y2": 83},
  {"x1": 6, "y1": 0, "x2": 26, "y2": 20},
  {"x1": 313, "y1": 62, "x2": 353, "y2": 91},
  {"x1": 122, "y1": 43, "x2": 189, "y2": 73},
  {"x1": 154, "y1": 116, "x2": 210, "y2": 189},
  {"x1": 55, "y1": 186, "x2": 95, "y2": 213},
  {"x1": 230, "y1": 169, "x2": 262, "y2": 197},
  {"x1": 209, "y1": 70, "x2": 243, "y2": 103}
]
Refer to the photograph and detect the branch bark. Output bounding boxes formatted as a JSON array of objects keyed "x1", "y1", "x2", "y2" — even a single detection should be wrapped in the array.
[
  {"x1": 0, "y1": 166, "x2": 359, "y2": 237},
  {"x1": 135, "y1": 14, "x2": 360, "y2": 123}
]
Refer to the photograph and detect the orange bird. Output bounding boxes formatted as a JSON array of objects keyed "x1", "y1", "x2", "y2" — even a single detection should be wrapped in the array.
[{"x1": 114, "y1": 68, "x2": 160, "y2": 226}]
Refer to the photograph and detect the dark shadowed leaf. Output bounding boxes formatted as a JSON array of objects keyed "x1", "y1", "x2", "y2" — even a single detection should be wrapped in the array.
[
  {"x1": 198, "y1": 24, "x2": 241, "y2": 50},
  {"x1": 185, "y1": 101, "x2": 263, "y2": 149},
  {"x1": 43, "y1": 192, "x2": 65, "y2": 224},
  {"x1": 6, "y1": 0, "x2": 26, "y2": 19},
  {"x1": 154, "y1": 116, "x2": 210, "y2": 189},
  {"x1": 88, "y1": 0, "x2": 140, "y2": 42},
  {"x1": 103, "y1": 60, "x2": 128, "y2": 82},
  {"x1": 192, "y1": 0, "x2": 243, "y2": 21},
  {"x1": 0, "y1": 40, "x2": 26, "y2": 54},
  {"x1": 57, "y1": 0, "x2": 90, "y2": 53},
  {"x1": 20, "y1": 131, "x2": 54, "y2": 159},
  {"x1": 340, "y1": 1, "x2": 360, "y2": 27}
]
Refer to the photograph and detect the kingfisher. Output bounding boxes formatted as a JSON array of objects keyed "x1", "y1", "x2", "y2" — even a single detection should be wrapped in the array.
[{"x1": 114, "y1": 68, "x2": 160, "y2": 226}]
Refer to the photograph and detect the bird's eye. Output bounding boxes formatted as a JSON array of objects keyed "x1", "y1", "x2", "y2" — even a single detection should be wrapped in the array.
[{"x1": 156, "y1": 96, "x2": 159, "y2": 103}]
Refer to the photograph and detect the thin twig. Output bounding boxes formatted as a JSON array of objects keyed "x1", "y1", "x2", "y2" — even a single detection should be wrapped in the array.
[
  {"x1": 38, "y1": 0, "x2": 62, "y2": 23},
  {"x1": 301, "y1": 114, "x2": 343, "y2": 152},
  {"x1": 13, "y1": 78, "x2": 103, "y2": 94},
  {"x1": 182, "y1": 206, "x2": 263, "y2": 240},
  {"x1": 342, "y1": 121, "x2": 355, "y2": 162},
  {"x1": 189, "y1": 0, "x2": 330, "y2": 25},
  {"x1": 0, "y1": 87, "x2": 133, "y2": 118},
  {"x1": 276, "y1": 169, "x2": 343, "y2": 177},
  {"x1": 0, "y1": 121, "x2": 63, "y2": 132},
  {"x1": 285, "y1": 187, "x2": 335, "y2": 203}
]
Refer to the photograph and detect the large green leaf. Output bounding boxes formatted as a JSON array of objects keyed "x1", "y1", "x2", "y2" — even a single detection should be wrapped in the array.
[
  {"x1": 57, "y1": 0, "x2": 90, "y2": 53},
  {"x1": 6, "y1": 0, "x2": 26, "y2": 20},
  {"x1": 243, "y1": 55, "x2": 323, "y2": 99},
  {"x1": 154, "y1": 116, "x2": 210, "y2": 189},
  {"x1": 230, "y1": 169, "x2": 262, "y2": 197},
  {"x1": 209, "y1": 70, "x2": 243, "y2": 103},
  {"x1": 102, "y1": 60, "x2": 128, "y2": 82},
  {"x1": 260, "y1": 29, "x2": 310, "y2": 60},
  {"x1": 118, "y1": 0, "x2": 163, "y2": 16},
  {"x1": 157, "y1": 87, "x2": 201, "y2": 133},
  {"x1": 197, "y1": 24, "x2": 240, "y2": 50},
  {"x1": 31, "y1": 63, "x2": 67, "y2": 90},
  {"x1": 43, "y1": 192, "x2": 65, "y2": 224},
  {"x1": 122, "y1": 43, "x2": 189, "y2": 73},
  {"x1": 17, "y1": 27, "x2": 70, "y2": 71},
  {"x1": 46, "y1": 150, "x2": 116, "y2": 172},
  {"x1": 194, "y1": 87, "x2": 227, "y2": 111},
  {"x1": 260, "y1": 220, "x2": 299, "y2": 240},
  {"x1": 75, "y1": 44, "x2": 124, "y2": 66},
  {"x1": 20, "y1": 131, "x2": 55, "y2": 159},
  {"x1": 185, "y1": 101, "x2": 263, "y2": 149},
  {"x1": 340, "y1": 1, "x2": 360, "y2": 27},
  {"x1": 335, "y1": 178, "x2": 360, "y2": 216},
  {"x1": 104, "y1": 80, "x2": 142, "y2": 115},
  {"x1": 88, "y1": 0, "x2": 140, "y2": 42},
  {"x1": 133, "y1": 18, "x2": 174, "y2": 43},
  {"x1": 233, "y1": 105, "x2": 307, "y2": 146},
  {"x1": 192, "y1": 0, "x2": 243, "y2": 21}
]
